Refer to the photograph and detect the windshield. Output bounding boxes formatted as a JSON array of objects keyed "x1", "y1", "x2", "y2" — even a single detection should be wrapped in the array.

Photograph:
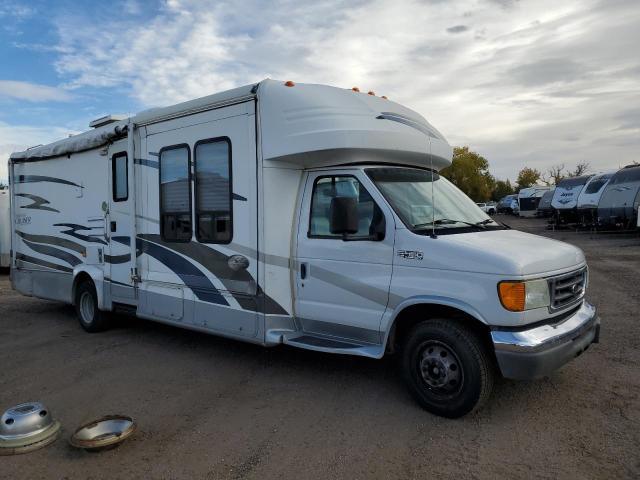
[{"x1": 366, "y1": 167, "x2": 502, "y2": 233}]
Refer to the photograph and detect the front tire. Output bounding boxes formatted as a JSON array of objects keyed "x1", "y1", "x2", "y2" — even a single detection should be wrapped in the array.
[
  {"x1": 75, "y1": 280, "x2": 109, "y2": 333},
  {"x1": 401, "y1": 319, "x2": 494, "y2": 418}
]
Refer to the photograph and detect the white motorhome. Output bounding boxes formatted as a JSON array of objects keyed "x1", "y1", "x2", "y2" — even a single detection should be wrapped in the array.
[
  {"x1": 0, "y1": 187, "x2": 10, "y2": 267},
  {"x1": 9, "y1": 80, "x2": 599, "y2": 418},
  {"x1": 518, "y1": 185, "x2": 550, "y2": 218}
]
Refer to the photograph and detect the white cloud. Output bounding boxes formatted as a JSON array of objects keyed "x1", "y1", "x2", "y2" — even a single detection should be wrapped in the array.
[
  {"x1": 0, "y1": 80, "x2": 74, "y2": 102},
  {"x1": 40, "y1": 0, "x2": 640, "y2": 179}
]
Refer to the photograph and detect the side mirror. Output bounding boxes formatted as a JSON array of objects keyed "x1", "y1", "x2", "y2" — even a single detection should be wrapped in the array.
[{"x1": 330, "y1": 197, "x2": 359, "y2": 235}]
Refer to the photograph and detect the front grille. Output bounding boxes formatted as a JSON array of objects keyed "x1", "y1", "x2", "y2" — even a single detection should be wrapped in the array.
[{"x1": 549, "y1": 268, "x2": 587, "y2": 310}]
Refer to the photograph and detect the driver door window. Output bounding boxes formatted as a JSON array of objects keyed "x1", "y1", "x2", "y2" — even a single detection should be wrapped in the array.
[{"x1": 308, "y1": 176, "x2": 385, "y2": 240}]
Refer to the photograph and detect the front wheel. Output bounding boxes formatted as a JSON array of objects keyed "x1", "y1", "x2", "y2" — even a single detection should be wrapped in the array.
[
  {"x1": 75, "y1": 280, "x2": 110, "y2": 333},
  {"x1": 401, "y1": 319, "x2": 494, "y2": 418}
]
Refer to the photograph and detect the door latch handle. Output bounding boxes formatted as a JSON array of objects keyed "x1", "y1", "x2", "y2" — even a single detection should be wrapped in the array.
[
  {"x1": 110, "y1": 221, "x2": 117, "y2": 232},
  {"x1": 300, "y1": 262, "x2": 307, "y2": 280}
]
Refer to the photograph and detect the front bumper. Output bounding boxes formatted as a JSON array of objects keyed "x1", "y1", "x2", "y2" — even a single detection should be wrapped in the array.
[{"x1": 491, "y1": 301, "x2": 600, "y2": 380}]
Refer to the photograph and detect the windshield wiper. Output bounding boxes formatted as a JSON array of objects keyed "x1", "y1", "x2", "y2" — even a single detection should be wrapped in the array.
[{"x1": 413, "y1": 218, "x2": 488, "y2": 230}]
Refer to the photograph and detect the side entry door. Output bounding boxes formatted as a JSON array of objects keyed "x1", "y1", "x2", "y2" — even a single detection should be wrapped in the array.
[
  {"x1": 294, "y1": 170, "x2": 395, "y2": 345},
  {"x1": 107, "y1": 139, "x2": 136, "y2": 302}
]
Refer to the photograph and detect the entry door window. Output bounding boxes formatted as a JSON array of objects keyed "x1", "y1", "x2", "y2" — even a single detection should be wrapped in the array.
[
  {"x1": 160, "y1": 144, "x2": 192, "y2": 242},
  {"x1": 194, "y1": 138, "x2": 232, "y2": 243},
  {"x1": 308, "y1": 176, "x2": 385, "y2": 240}
]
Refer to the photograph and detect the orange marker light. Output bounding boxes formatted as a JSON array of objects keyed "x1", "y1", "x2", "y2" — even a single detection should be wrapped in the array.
[
  {"x1": 368, "y1": 91, "x2": 375, "y2": 96},
  {"x1": 352, "y1": 87, "x2": 360, "y2": 92},
  {"x1": 284, "y1": 80, "x2": 295, "y2": 87},
  {"x1": 498, "y1": 282, "x2": 526, "y2": 312}
]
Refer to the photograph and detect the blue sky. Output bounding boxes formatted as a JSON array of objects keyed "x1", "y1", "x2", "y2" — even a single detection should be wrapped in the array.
[{"x1": 1, "y1": 0, "x2": 639, "y2": 183}]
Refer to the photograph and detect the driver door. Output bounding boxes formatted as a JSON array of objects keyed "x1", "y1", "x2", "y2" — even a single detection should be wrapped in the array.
[{"x1": 294, "y1": 170, "x2": 395, "y2": 344}]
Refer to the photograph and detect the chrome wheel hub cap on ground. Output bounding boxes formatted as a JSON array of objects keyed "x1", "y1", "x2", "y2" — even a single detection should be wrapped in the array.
[{"x1": 0, "y1": 402, "x2": 61, "y2": 455}]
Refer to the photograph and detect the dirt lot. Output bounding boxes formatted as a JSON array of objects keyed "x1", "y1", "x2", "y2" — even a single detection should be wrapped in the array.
[{"x1": 1, "y1": 217, "x2": 639, "y2": 479}]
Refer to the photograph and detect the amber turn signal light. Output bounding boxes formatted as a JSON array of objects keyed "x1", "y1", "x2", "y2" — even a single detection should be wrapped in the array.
[{"x1": 498, "y1": 281, "x2": 526, "y2": 312}]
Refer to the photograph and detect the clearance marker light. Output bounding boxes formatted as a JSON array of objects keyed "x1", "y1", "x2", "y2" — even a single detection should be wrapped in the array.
[
  {"x1": 368, "y1": 91, "x2": 375, "y2": 96},
  {"x1": 284, "y1": 80, "x2": 295, "y2": 87},
  {"x1": 352, "y1": 87, "x2": 360, "y2": 92}
]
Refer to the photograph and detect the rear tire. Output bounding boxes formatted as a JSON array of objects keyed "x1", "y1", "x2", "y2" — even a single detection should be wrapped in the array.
[
  {"x1": 401, "y1": 319, "x2": 494, "y2": 418},
  {"x1": 75, "y1": 280, "x2": 109, "y2": 333}
]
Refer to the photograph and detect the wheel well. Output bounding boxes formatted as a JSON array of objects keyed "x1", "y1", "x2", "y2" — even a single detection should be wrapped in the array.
[
  {"x1": 72, "y1": 272, "x2": 94, "y2": 305},
  {"x1": 387, "y1": 303, "x2": 493, "y2": 355}
]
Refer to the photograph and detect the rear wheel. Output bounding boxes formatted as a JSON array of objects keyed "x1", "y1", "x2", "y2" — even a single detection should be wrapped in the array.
[
  {"x1": 75, "y1": 280, "x2": 109, "y2": 332},
  {"x1": 401, "y1": 319, "x2": 494, "y2": 418}
]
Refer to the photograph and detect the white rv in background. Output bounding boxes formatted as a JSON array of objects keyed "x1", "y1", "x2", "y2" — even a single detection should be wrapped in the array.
[
  {"x1": 576, "y1": 171, "x2": 615, "y2": 225},
  {"x1": 551, "y1": 175, "x2": 594, "y2": 224},
  {"x1": 0, "y1": 187, "x2": 10, "y2": 267},
  {"x1": 9, "y1": 80, "x2": 599, "y2": 418},
  {"x1": 518, "y1": 185, "x2": 549, "y2": 218}
]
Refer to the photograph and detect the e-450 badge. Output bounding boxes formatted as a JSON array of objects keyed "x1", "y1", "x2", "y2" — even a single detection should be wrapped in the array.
[{"x1": 398, "y1": 250, "x2": 424, "y2": 260}]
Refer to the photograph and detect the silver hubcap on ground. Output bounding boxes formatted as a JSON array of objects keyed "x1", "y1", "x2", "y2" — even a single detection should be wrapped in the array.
[
  {"x1": 79, "y1": 291, "x2": 94, "y2": 324},
  {"x1": 419, "y1": 341, "x2": 463, "y2": 395}
]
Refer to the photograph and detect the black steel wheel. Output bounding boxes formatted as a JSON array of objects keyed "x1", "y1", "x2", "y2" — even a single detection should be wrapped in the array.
[{"x1": 401, "y1": 319, "x2": 494, "y2": 418}]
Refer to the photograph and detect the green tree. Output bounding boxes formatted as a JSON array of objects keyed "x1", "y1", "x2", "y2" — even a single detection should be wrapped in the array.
[
  {"x1": 516, "y1": 167, "x2": 541, "y2": 190},
  {"x1": 492, "y1": 179, "x2": 514, "y2": 201},
  {"x1": 440, "y1": 146, "x2": 494, "y2": 202}
]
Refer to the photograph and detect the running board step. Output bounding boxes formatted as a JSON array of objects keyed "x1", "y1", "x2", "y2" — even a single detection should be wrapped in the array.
[{"x1": 282, "y1": 333, "x2": 384, "y2": 359}]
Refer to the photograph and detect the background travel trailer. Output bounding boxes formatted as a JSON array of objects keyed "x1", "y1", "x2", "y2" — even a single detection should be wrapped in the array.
[
  {"x1": 576, "y1": 171, "x2": 615, "y2": 226},
  {"x1": 536, "y1": 188, "x2": 555, "y2": 218},
  {"x1": 551, "y1": 174, "x2": 593, "y2": 224},
  {"x1": 597, "y1": 165, "x2": 640, "y2": 229},
  {"x1": 0, "y1": 187, "x2": 9, "y2": 267},
  {"x1": 518, "y1": 185, "x2": 549, "y2": 218}
]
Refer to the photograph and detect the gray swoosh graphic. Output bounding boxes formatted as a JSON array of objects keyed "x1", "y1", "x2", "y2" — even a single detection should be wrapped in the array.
[
  {"x1": 16, "y1": 230, "x2": 85, "y2": 255},
  {"x1": 16, "y1": 193, "x2": 60, "y2": 213},
  {"x1": 21, "y1": 239, "x2": 82, "y2": 266}
]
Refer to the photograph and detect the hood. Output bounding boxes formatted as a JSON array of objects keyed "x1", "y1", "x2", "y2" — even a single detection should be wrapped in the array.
[{"x1": 401, "y1": 229, "x2": 586, "y2": 276}]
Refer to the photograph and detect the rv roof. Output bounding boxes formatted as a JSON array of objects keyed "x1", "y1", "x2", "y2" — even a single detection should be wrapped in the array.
[{"x1": 11, "y1": 79, "x2": 452, "y2": 170}]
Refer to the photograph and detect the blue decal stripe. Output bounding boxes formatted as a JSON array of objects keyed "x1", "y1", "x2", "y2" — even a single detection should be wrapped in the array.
[
  {"x1": 113, "y1": 236, "x2": 228, "y2": 306},
  {"x1": 21, "y1": 239, "x2": 82, "y2": 266}
]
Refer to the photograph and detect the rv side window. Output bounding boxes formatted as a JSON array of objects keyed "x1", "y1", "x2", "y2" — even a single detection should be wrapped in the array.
[
  {"x1": 308, "y1": 175, "x2": 385, "y2": 240},
  {"x1": 112, "y1": 152, "x2": 128, "y2": 202},
  {"x1": 160, "y1": 144, "x2": 192, "y2": 242},
  {"x1": 194, "y1": 138, "x2": 232, "y2": 243}
]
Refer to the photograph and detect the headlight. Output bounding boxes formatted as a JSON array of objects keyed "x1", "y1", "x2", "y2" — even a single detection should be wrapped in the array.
[{"x1": 498, "y1": 279, "x2": 550, "y2": 312}]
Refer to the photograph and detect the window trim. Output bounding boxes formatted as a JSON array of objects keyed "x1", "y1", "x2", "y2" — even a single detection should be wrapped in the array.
[
  {"x1": 158, "y1": 143, "x2": 193, "y2": 243},
  {"x1": 307, "y1": 174, "x2": 385, "y2": 241},
  {"x1": 111, "y1": 152, "x2": 128, "y2": 202},
  {"x1": 193, "y1": 136, "x2": 233, "y2": 245}
]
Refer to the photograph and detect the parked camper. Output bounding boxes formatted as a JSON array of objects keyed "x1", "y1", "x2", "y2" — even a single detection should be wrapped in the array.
[
  {"x1": 518, "y1": 185, "x2": 550, "y2": 218},
  {"x1": 597, "y1": 165, "x2": 640, "y2": 230},
  {"x1": 536, "y1": 188, "x2": 556, "y2": 218},
  {"x1": 0, "y1": 187, "x2": 10, "y2": 268},
  {"x1": 576, "y1": 171, "x2": 615, "y2": 226},
  {"x1": 9, "y1": 80, "x2": 600, "y2": 418},
  {"x1": 497, "y1": 194, "x2": 517, "y2": 214},
  {"x1": 551, "y1": 175, "x2": 593, "y2": 224}
]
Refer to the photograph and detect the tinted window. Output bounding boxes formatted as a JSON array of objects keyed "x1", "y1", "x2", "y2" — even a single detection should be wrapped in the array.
[
  {"x1": 160, "y1": 145, "x2": 191, "y2": 241},
  {"x1": 309, "y1": 176, "x2": 384, "y2": 239},
  {"x1": 112, "y1": 152, "x2": 128, "y2": 202},
  {"x1": 584, "y1": 175, "x2": 611, "y2": 194},
  {"x1": 195, "y1": 139, "x2": 232, "y2": 243}
]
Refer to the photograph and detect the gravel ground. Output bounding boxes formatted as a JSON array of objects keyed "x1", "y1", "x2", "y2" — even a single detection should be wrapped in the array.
[{"x1": 1, "y1": 216, "x2": 639, "y2": 479}]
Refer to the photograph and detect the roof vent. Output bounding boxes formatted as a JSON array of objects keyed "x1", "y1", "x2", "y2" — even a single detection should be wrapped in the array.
[{"x1": 89, "y1": 114, "x2": 127, "y2": 129}]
